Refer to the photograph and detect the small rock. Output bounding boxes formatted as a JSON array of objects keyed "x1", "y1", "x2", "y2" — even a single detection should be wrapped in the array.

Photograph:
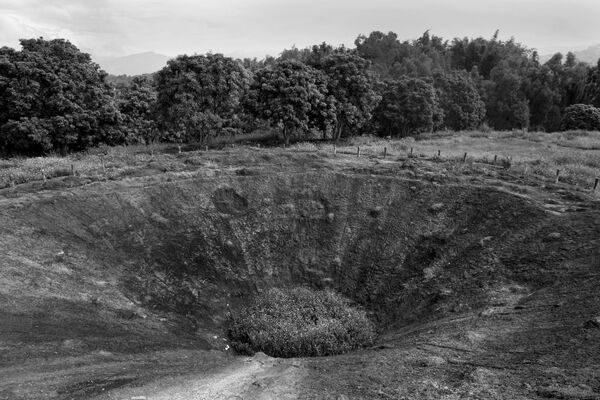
[
  {"x1": 326, "y1": 212, "x2": 335, "y2": 223},
  {"x1": 62, "y1": 339, "x2": 84, "y2": 350},
  {"x1": 410, "y1": 186, "x2": 417, "y2": 191},
  {"x1": 429, "y1": 203, "x2": 444, "y2": 212},
  {"x1": 479, "y1": 308, "x2": 495, "y2": 317},
  {"x1": 479, "y1": 236, "x2": 493, "y2": 246},
  {"x1": 425, "y1": 355, "x2": 447, "y2": 366},
  {"x1": 54, "y1": 250, "x2": 65, "y2": 262},
  {"x1": 321, "y1": 277, "x2": 334, "y2": 287},
  {"x1": 423, "y1": 266, "x2": 437, "y2": 280},
  {"x1": 546, "y1": 232, "x2": 562, "y2": 240}
]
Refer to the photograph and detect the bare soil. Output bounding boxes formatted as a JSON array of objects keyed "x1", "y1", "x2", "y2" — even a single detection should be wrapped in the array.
[{"x1": 0, "y1": 146, "x2": 599, "y2": 399}]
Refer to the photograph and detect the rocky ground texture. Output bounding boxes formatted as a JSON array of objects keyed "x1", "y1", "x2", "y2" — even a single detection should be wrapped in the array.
[{"x1": 0, "y1": 147, "x2": 599, "y2": 399}]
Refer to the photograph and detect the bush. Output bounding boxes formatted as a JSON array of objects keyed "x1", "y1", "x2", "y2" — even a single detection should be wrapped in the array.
[
  {"x1": 226, "y1": 287, "x2": 374, "y2": 358},
  {"x1": 561, "y1": 104, "x2": 600, "y2": 131}
]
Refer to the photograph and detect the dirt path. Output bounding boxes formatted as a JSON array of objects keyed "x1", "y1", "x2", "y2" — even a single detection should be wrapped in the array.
[{"x1": 95, "y1": 353, "x2": 307, "y2": 400}]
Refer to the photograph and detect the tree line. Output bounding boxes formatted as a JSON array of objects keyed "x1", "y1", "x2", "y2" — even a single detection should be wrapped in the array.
[{"x1": 1, "y1": 32, "x2": 600, "y2": 155}]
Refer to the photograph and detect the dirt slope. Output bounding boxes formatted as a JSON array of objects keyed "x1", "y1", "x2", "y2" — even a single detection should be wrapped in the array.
[{"x1": 0, "y1": 148, "x2": 599, "y2": 399}]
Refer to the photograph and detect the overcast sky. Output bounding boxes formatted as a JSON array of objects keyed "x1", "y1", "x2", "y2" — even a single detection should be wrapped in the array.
[{"x1": 1, "y1": 0, "x2": 599, "y2": 59}]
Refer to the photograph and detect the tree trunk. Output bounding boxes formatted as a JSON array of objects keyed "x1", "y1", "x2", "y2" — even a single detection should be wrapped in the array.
[
  {"x1": 283, "y1": 125, "x2": 290, "y2": 147},
  {"x1": 333, "y1": 122, "x2": 343, "y2": 143}
]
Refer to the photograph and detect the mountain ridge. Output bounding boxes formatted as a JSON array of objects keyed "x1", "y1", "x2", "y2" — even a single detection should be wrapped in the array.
[{"x1": 95, "y1": 51, "x2": 171, "y2": 76}]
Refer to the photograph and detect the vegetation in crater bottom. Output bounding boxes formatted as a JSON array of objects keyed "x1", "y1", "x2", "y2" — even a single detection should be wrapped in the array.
[{"x1": 226, "y1": 287, "x2": 375, "y2": 358}]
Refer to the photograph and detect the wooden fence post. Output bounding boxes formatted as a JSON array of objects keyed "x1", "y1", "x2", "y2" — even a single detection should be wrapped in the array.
[
  {"x1": 555, "y1": 169, "x2": 561, "y2": 183},
  {"x1": 463, "y1": 152, "x2": 467, "y2": 163},
  {"x1": 178, "y1": 145, "x2": 181, "y2": 154},
  {"x1": 437, "y1": 150, "x2": 441, "y2": 158},
  {"x1": 333, "y1": 145, "x2": 336, "y2": 155},
  {"x1": 71, "y1": 164, "x2": 74, "y2": 176},
  {"x1": 410, "y1": 147, "x2": 413, "y2": 157},
  {"x1": 383, "y1": 147, "x2": 387, "y2": 158},
  {"x1": 493, "y1": 155, "x2": 497, "y2": 165},
  {"x1": 357, "y1": 146, "x2": 361, "y2": 157},
  {"x1": 594, "y1": 178, "x2": 599, "y2": 192}
]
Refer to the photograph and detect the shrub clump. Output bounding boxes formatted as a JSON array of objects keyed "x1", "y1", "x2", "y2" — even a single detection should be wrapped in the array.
[
  {"x1": 226, "y1": 287, "x2": 375, "y2": 358},
  {"x1": 561, "y1": 104, "x2": 600, "y2": 131}
]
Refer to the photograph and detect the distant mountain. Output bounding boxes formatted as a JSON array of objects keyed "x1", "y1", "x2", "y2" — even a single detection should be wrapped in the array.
[
  {"x1": 573, "y1": 44, "x2": 600, "y2": 65},
  {"x1": 539, "y1": 44, "x2": 600, "y2": 65},
  {"x1": 95, "y1": 52, "x2": 171, "y2": 76}
]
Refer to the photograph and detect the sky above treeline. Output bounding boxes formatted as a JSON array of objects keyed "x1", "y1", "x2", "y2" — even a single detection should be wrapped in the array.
[{"x1": 1, "y1": 0, "x2": 599, "y2": 59}]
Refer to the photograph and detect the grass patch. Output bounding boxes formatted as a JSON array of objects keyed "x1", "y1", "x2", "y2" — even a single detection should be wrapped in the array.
[{"x1": 227, "y1": 287, "x2": 375, "y2": 358}]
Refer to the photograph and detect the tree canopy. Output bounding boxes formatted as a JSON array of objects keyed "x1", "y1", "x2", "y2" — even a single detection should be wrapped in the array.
[
  {"x1": 247, "y1": 59, "x2": 330, "y2": 145},
  {"x1": 373, "y1": 78, "x2": 443, "y2": 137},
  {"x1": 308, "y1": 52, "x2": 381, "y2": 141},
  {"x1": 2, "y1": 30, "x2": 600, "y2": 156},
  {"x1": 155, "y1": 53, "x2": 250, "y2": 143},
  {"x1": 0, "y1": 38, "x2": 121, "y2": 155},
  {"x1": 433, "y1": 71, "x2": 485, "y2": 130}
]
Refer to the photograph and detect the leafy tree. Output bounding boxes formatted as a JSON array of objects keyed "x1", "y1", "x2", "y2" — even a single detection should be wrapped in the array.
[
  {"x1": 115, "y1": 75, "x2": 159, "y2": 144},
  {"x1": 308, "y1": 53, "x2": 380, "y2": 141},
  {"x1": 355, "y1": 31, "x2": 402, "y2": 78},
  {"x1": 433, "y1": 71, "x2": 485, "y2": 130},
  {"x1": 0, "y1": 38, "x2": 121, "y2": 155},
  {"x1": 522, "y1": 63, "x2": 562, "y2": 131},
  {"x1": 483, "y1": 61, "x2": 530, "y2": 130},
  {"x1": 373, "y1": 77, "x2": 443, "y2": 137},
  {"x1": 560, "y1": 104, "x2": 600, "y2": 131},
  {"x1": 155, "y1": 53, "x2": 250, "y2": 144},
  {"x1": 247, "y1": 59, "x2": 331, "y2": 145},
  {"x1": 449, "y1": 33, "x2": 529, "y2": 79},
  {"x1": 584, "y1": 59, "x2": 600, "y2": 108}
]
